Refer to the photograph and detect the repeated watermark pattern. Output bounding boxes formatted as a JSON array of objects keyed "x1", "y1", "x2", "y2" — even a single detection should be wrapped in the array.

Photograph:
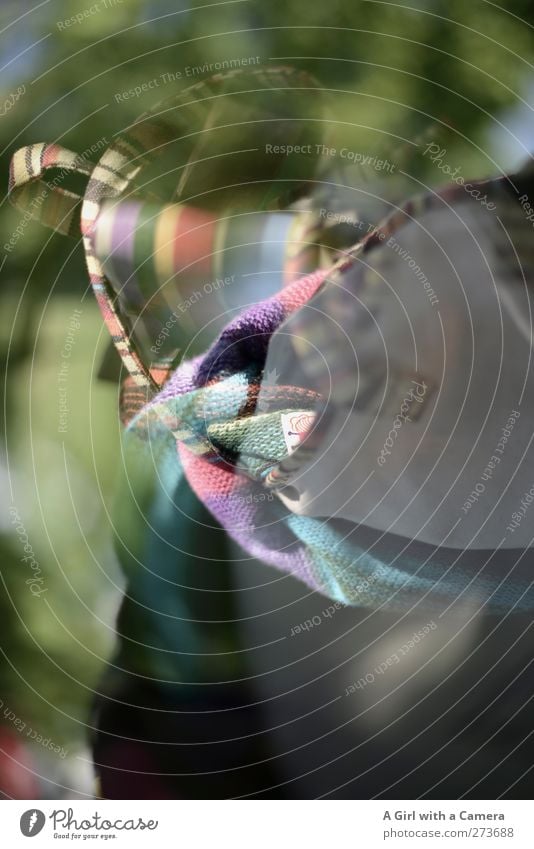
[
  {"x1": 383, "y1": 232, "x2": 439, "y2": 306},
  {"x1": 114, "y1": 56, "x2": 261, "y2": 102},
  {"x1": 265, "y1": 142, "x2": 395, "y2": 173},
  {"x1": 344, "y1": 621, "x2": 437, "y2": 695},
  {"x1": 422, "y1": 143, "x2": 497, "y2": 211},
  {"x1": 506, "y1": 483, "x2": 534, "y2": 535},
  {"x1": 49, "y1": 809, "x2": 158, "y2": 835},
  {"x1": 4, "y1": 137, "x2": 107, "y2": 255},
  {"x1": 150, "y1": 274, "x2": 235, "y2": 355},
  {"x1": 58, "y1": 310, "x2": 83, "y2": 434},
  {"x1": 4, "y1": 186, "x2": 49, "y2": 254},
  {"x1": 0, "y1": 699, "x2": 67, "y2": 758},
  {"x1": 57, "y1": 0, "x2": 123, "y2": 30},
  {"x1": 289, "y1": 565, "x2": 388, "y2": 636},
  {"x1": 0, "y1": 85, "x2": 25, "y2": 118},
  {"x1": 227, "y1": 491, "x2": 275, "y2": 505},
  {"x1": 377, "y1": 380, "x2": 428, "y2": 466},
  {"x1": 518, "y1": 193, "x2": 534, "y2": 229},
  {"x1": 8, "y1": 507, "x2": 47, "y2": 597},
  {"x1": 317, "y1": 207, "x2": 438, "y2": 306},
  {"x1": 461, "y1": 410, "x2": 520, "y2": 515}
]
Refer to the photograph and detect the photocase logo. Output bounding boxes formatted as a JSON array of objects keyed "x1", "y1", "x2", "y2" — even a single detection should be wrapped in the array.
[{"x1": 20, "y1": 809, "x2": 46, "y2": 837}]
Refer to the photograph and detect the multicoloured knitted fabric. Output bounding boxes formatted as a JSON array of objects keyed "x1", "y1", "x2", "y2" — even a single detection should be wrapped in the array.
[
  {"x1": 92, "y1": 199, "x2": 324, "y2": 363},
  {"x1": 125, "y1": 236, "x2": 534, "y2": 613},
  {"x1": 8, "y1": 68, "x2": 534, "y2": 614}
]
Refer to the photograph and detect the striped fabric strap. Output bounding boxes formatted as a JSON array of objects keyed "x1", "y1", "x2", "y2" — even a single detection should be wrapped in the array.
[
  {"x1": 8, "y1": 143, "x2": 94, "y2": 237},
  {"x1": 7, "y1": 140, "x2": 159, "y2": 392},
  {"x1": 7, "y1": 140, "x2": 166, "y2": 394},
  {"x1": 7, "y1": 67, "x2": 326, "y2": 394}
]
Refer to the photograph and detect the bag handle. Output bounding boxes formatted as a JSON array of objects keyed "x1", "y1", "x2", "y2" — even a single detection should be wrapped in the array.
[
  {"x1": 8, "y1": 143, "x2": 94, "y2": 237},
  {"x1": 8, "y1": 68, "x2": 326, "y2": 394}
]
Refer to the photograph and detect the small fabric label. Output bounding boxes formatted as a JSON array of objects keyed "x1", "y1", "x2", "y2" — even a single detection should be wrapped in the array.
[{"x1": 281, "y1": 411, "x2": 316, "y2": 454}]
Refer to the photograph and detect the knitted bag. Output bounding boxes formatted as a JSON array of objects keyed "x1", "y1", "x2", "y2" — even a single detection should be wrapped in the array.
[{"x1": 8, "y1": 67, "x2": 533, "y2": 613}]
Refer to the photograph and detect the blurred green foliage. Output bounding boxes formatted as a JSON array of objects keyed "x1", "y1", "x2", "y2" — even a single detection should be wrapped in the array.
[{"x1": 1, "y1": 0, "x2": 534, "y2": 778}]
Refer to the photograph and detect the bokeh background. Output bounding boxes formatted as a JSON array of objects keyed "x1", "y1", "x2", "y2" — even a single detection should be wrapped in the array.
[{"x1": 1, "y1": 0, "x2": 534, "y2": 798}]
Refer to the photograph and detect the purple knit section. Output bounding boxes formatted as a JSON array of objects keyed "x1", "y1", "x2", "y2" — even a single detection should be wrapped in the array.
[
  {"x1": 196, "y1": 297, "x2": 286, "y2": 385},
  {"x1": 149, "y1": 295, "x2": 287, "y2": 408},
  {"x1": 154, "y1": 356, "x2": 202, "y2": 402},
  {"x1": 201, "y1": 489, "x2": 318, "y2": 590}
]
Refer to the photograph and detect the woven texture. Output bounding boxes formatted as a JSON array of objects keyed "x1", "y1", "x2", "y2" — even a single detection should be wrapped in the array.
[
  {"x1": 8, "y1": 68, "x2": 532, "y2": 613},
  {"x1": 126, "y1": 222, "x2": 534, "y2": 612}
]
